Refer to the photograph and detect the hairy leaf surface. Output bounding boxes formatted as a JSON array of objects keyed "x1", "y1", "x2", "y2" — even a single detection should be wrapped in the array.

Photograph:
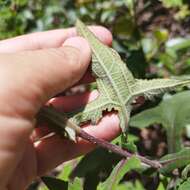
[{"x1": 74, "y1": 20, "x2": 190, "y2": 132}]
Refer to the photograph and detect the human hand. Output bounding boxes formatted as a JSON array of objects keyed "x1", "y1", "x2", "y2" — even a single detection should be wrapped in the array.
[{"x1": 0, "y1": 27, "x2": 120, "y2": 189}]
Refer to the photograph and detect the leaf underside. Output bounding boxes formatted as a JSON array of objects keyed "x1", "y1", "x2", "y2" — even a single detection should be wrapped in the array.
[{"x1": 72, "y1": 19, "x2": 190, "y2": 132}]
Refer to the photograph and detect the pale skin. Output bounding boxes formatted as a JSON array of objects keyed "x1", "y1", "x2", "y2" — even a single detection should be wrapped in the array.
[{"x1": 0, "y1": 26, "x2": 121, "y2": 190}]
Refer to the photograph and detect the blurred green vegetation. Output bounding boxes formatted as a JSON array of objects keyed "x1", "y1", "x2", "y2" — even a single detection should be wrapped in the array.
[
  {"x1": 1, "y1": 0, "x2": 190, "y2": 78},
  {"x1": 1, "y1": 0, "x2": 190, "y2": 79},
  {"x1": 1, "y1": 0, "x2": 190, "y2": 190}
]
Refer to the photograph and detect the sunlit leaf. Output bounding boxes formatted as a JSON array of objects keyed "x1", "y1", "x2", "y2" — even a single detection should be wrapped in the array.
[
  {"x1": 178, "y1": 178, "x2": 190, "y2": 190},
  {"x1": 68, "y1": 178, "x2": 83, "y2": 190},
  {"x1": 161, "y1": 0, "x2": 183, "y2": 8},
  {"x1": 58, "y1": 162, "x2": 74, "y2": 181},
  {"x1": 166, "y1": 38, "x2": 190, "y2": 52}
]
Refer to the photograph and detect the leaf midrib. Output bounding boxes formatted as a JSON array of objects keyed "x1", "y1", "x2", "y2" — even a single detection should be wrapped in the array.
[{"x1": 91, "y1": 45, "x2": 127, "y2": 116}]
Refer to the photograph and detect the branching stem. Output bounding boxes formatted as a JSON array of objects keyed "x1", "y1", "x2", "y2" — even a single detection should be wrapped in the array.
[{"x1": 37, "y1": 106, "x2": 162, "y2": 169}]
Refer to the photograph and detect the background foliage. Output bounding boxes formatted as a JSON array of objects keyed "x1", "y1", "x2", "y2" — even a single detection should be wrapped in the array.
[{"x1": 1, "y1": 0, "x2": 190, "y2": 189}]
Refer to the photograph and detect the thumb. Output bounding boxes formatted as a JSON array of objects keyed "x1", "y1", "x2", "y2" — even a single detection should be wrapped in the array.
[
  {"x1": 0, "y1": 37, "x2": 91, "y2": 117},
  {"x1": 0, "y1": 37, "x2": 91, "y2": 186}
]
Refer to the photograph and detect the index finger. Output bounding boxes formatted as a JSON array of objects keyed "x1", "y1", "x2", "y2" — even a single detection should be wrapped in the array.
[{"x1": 0, "y1": 26, "x2": 112, "y2": 53}]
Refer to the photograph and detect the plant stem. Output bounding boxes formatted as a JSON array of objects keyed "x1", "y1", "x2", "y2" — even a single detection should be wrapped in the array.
[
  {"x1": 37, "y1": 106, "x2": 162, "y2": 169},
  {"x1": 78, "y1": 129, "x2": 161, "y2": 168}
]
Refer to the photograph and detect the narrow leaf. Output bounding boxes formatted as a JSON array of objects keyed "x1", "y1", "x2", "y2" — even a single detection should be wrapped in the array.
[{"x1": 133, "y1": 79, "x2": 190, "y2": 99}]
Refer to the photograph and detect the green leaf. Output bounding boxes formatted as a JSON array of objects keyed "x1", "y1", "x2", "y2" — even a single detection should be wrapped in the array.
[
  {"x1": 37, "y1": 20, "x2": 190, "y2": 144},
  {"x1": 123, "y1": 141, "x2": 137, "y2": 153},
  {"x1": 166, "y1": 38, "x2": 190, "y2": 52},
  {"x1": 68, "y1": 178, "x2": 83, "y2": 190},
  {"x1": 156, "y1": 182, "x2": 165, "y2": 190},
  {"x1": 161, "y1": 0, "x2": 183, "y2": 8},
  {"x1": 73, "y1": 19, "x2": 190, "y2": 132},
  {"x1": 113, "y1": 15, "x2": 135, "y2": 37},
  {"x1": 178, "y1": 178, "x2": 190, "y2": 190},
  {"x1": 130, "y1": 91, "x2": 190, "y2": 153},
  {"x1": 58, "y1": 162, "x2": 74, "y2": 181},
  {"x1": 41, "y1": 176, "x2": 68, "y2": 190},
  {"x1": 154, "y1": 29, "x2": 169, "y2": 43},
  {"x1": 70, "y1": 148, "x2": 121, "y2": 190},
  {"x1": 98, "y1": 157, "x2": 141, "y2": 190},
  {"x1": 141, "y1": 37, "x2": 158, "y2": 60},
  {"x1": 41, "y1": 176, "x2": 83, "y2": 190},
  {"x1": 175, "y1": 5, "x2": 190, "y2": 20},
  {"x1": 160, "y1": 148, "x2": 190, "y2": 175},
  {"x1": 70, "y1": 148, "x2": 112, "y2": 179},
  {"x1": 182, "y1": 164, "x2": 190, "y2": 179}
]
